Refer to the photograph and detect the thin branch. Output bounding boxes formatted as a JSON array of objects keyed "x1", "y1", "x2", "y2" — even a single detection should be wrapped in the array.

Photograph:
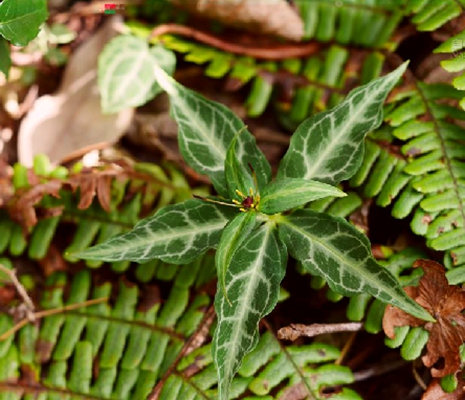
[
  {"x1": 148, "y1": 304, "x2": 216, "y2": 400},
  {"x1": 0, "y1": 297, "x2": 108, "y2": 341},
  {"x1": 335, "y1": 330, "x2": 358, "y2": 365},
  {"x1": 352, "y1": 358, "x2": 408, "y2": 382},
  {"x1": 0, "y1": 264, "x2": 35, "y2": 321},
  {"x1": 278, "y1": 322, "x2": 363, "y2": 341},
  {"x1": 412, "y1": 363, "x2": 428, "y2": 390},
  {"x1": 149, "y1": 23, "x2": 321, "y2": 60}
]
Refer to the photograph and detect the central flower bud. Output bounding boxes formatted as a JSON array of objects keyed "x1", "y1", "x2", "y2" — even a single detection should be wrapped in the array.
[{"x1": 233, "y1": 188, "x2": 260, "y2": 212}]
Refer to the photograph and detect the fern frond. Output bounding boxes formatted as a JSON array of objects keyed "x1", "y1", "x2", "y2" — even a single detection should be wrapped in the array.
[
  {"x1": 154, "y1": 30, "x2": 388, "y2": 125},
  {"x1": 404, "y1": 0, "x2": 465, "y2": 107},
  {"x1": 0, "y1": 157, "x2": 208, "y2": 273},
  {"x1": 435, "y1": 31, "x2": 465, "y2": 109},
  {"x1": 125, "y1": 14, "x2": 392, "y2": 124},
  {"x1": 404, "y1": 0, "x2": 464, "y2": 32},
  {"x1": 0, "y1": 258, "x2": 361, "y2": 400},
  {"x1": 295, "y1": 0, "x2": 404, "y2": 47},
  {"x1": 351, "y1": 81, "x2": 465, "y2": 280}
]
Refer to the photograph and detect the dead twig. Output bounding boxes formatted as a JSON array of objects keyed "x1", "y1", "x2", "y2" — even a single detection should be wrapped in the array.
[
  {"x1": 150, "y1": 23, "x2": 320, "y2": 61},
  {"x1": 262, "y1": 319, "x2": 318, "y2": 400},
  {"x1": 0, "y1": 297, "x2": 108, "y2": 341},
  {"x1": 278, "y1": 322, "x2": 364, "y2": 341},
  {"x1": 412, "y1": 363, "x2": 428, "y2": 390},
  {"x1": 0, "y1": 263, "x2": 36, "y2": 321},
  {"x1": 352, "y1": 357, "x2": 408, "y2": 382},
  {"x1": 335, "y1": 330, "x2": 358, "y2": 365},
  {"x1": 148, "y1": 304, "x2": 216, "y2": 399}
]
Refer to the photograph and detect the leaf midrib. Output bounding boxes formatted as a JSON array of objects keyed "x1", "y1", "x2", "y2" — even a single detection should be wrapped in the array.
[
  {"x1": 153, "y1": 65, "x2": 229, "y2": 168},
  {"x1": 0, "y1": 3, "x2": 42, "y2": 26},
  {"x1": 281, "y1": 218, "x2": 405, "y2": 302},
  {"x1": 223, "y1": 225, "x2": 270, "y2": 379},
  {"x1": 111, "y1": 47, "x2": 152, "y2": 103},
  {"x1": 302, "y1": 88, "x2": 376, "y2": 179},
  {"x1": 83, "y1": 218, "x2": 228, "y2": 259},
  {"x1": 262, "y1": 182, "x2": 341, "y2": 202},
  {"x1": 131, "y1": 219, "x2": 228, "y2": 246}
]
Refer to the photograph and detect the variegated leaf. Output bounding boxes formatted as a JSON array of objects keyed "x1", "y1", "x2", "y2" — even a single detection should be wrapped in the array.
[
  {"x1": 213, "y1": 222, "x2": 287, "y2": 399},
  {"x1": 277, "y1": 62, "x2": 408, "y2": 185},
  {"x1": 215, "y1": 212, "x2": 258, "y2": 300},
  {"x1": 153, "y1": 65, "x2": 271, "y2": 197},
  {"x1": 259, "y1": 178, "x2": 346, "y2": 214},
  {"x1": 72, "y1": 199, "x2": 237, "y2": 264},
  {"x1": 278, "y1": 209, "x2": 433, "y2": 322},
  {"x1": 99, "y1": 37, "x2": 176, "y2": 114}
]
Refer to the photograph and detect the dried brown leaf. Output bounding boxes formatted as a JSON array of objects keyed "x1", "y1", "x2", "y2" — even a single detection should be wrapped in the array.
[
  {"x1": 383, "y1": 260, "x2": 465, "y2": 377},
  {"x1": 7, "y1": 163, "x2": 126, "y2": 229},
  {"x1": 170, "y1": 0, "x2": 304, "y2": 41},
  {"x1": 17, "y1": 16, "x2": 133, "y2": 166},
  {"x1": 422, "y1": 377, "x2": 465, "y2": 400},
  {"x1": 383, "y1": 285, "x2": 424, "y2": 339},
  {"x1": 8, "y1": 179, "x2": 63, "y2": 229},
  {"x1": 0, "y1": 285, "x2": 16, "y2": 307},
  {"x1": 68, "y1": 168, "x2": 119, "y2": 213},
  {"x1": 96, "y1": 175, "x2": 112, "y2": 213},
  {"x1": 72, "y1": 171, "x2": 97, "y2": 211},
  {"x1": 38, "y1": 245, "x2": 68, "y2": 276}
]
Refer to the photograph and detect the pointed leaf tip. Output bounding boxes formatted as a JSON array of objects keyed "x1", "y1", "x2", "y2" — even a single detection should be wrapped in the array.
[
  {"x1": 277, "y1": 62, "x2": 410, "y2": 185},
  {"x1": 259, "y1": 178, "x2": 346, "y2": 214},
  {"x1": 279, "y1": 209, "x2": 434, "y2": 323},
  {"x1": 153, "y1": 65, "x2": 271, "y2": 197}
]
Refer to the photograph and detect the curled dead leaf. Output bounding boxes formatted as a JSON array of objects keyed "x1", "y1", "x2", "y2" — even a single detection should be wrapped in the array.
[
  {"x1": 6, "y1": 163, "x2": 128, "y2": 230},
  {"x1": 68, "y1": 168, "x2": 116, "y2": 212},
  {"x1": 8, "y1": 179, "x2": 63, "y2": 229},
  {"x1": 383, "y1": 260, "x2": 465, "y2": 378}
]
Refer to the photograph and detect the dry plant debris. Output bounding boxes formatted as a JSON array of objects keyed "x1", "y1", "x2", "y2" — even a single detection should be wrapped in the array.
[
  {"x1": 383, "y1": 260, "x2": 465, "y2": 378},
  {"x1": 6, "y1": 163, "x2": 127, "y2": 230},
  {"x1": 169, "y1": 0, "x2": 304, "y2": 41},
  {"x1": 17, "y1": 16, "x2": 133, "y2": 167},
  {"x1": 422, "y1": 377, "x2": 465, "y2": 400},
  {"x1": 278, "y1": 322, "x2": 363, "y2": 341}
]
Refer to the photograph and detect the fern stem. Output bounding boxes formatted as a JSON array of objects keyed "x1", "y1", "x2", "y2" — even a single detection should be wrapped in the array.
[
  {"x1": 148, "y1": 304, "x2": 215, "y2": 399},
  {"x1": 0, "y1": 297, "x2": 108, "y2": 341},
  {"x1": 415, "y1": 81, "x2": 465, "y2": 232},
  {"x1": 335, "y1": 331, "x2": 358, "y2": 365},
  {"x1": 0, "y1": 263, "x2": 35, "y2": 321}
]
